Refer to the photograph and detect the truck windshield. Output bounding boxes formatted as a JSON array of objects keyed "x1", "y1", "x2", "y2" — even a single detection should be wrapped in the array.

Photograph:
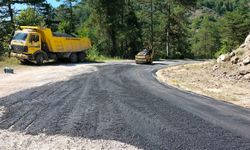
[{"x1": 13, "y1": 33, "x2": 28, "y2": 41}]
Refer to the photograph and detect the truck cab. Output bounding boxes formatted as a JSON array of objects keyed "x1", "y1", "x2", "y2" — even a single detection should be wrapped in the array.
[{"x1": 10, "y1": 29, "x2": 43, "y2": 64}]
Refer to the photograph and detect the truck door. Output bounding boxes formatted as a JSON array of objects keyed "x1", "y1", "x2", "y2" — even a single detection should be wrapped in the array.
[{"x1": 29, "y1": 33, "x2": 41, "y2": 54}]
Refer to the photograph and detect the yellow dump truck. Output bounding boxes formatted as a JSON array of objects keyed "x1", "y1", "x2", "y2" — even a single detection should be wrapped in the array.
[
  {"x1": 10, "y1": 26, "x2": 91, "y2": 65},
  {"x1": 135, "y1": 48, "x2": 154, "y2": 64}
]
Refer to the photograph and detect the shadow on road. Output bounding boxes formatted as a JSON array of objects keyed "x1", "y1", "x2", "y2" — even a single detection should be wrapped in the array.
[{"x1": 20, "y1": 60, "x2": 105, "y2": 67}]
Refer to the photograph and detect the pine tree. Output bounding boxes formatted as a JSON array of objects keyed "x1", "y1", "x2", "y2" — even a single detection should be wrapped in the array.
[
  {"x1": 219, "y1": 5, "x2": 250, "y2": 53},
  {"x1": 15, "y1": 7, "x2": 45, "y2": 26},
  {"x1": 190, "y1": 15, "x2": 220, "y2": 58}
]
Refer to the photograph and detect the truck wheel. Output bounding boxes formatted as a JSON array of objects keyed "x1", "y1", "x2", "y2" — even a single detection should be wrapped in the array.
[
  {"x1": 77, "y1": 52, "x2": 86, "y2": 62},
  {"x1": 50, "y1": 54, "x2": 58, "y2": 62},
  {"x1": 20, "y1": 59, "x2": 29, "y2": 65},
  {"x1": 69, "y1": 53, "x2": 77, "y2": 63},
  {"x1": 35, "y1": 54, "x2": 44, "y2": 65}
]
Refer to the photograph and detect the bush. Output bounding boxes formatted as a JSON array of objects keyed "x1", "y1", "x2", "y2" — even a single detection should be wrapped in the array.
[
  {"x1": 0, "y1": 56, "x2": 19, "y2": 68},
  {"x1": 86, "y1": 45, "x2": 121, "y2": 61},
  {"x1": 86, "y1": 45, "x2": 101, "y2": 61}
]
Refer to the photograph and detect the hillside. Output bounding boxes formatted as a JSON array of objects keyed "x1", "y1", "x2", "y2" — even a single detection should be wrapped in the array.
[
  {"x1": 216, "y1": 34, "x2": 250, "y2": 80},
  {"x1": 157, "y1": 34, "x2": 250, "y2": 108}
]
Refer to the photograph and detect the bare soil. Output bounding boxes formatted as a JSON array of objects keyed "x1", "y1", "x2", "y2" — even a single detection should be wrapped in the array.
[
  {"x1": 0, "y1": 130, "x2": 139, "y2": 150},
  {"x1": 156, "y1": 61, "x2": 250, "y2": 108},
  {"x1": 0, "y1": 63, "x2": 98, "y2": 98}
]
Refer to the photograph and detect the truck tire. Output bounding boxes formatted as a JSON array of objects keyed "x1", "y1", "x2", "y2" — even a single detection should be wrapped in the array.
[
  {"x1": 77, "y1": 52, "x2": 86, "y2": 62},
  {"x1": 20, "y1": 59, "x2": 29, "y2": 65},
  {"x1": 69, "y1": 53, "x2": 77, "y2": 63},
  {"x1": 35, "y1": 54, "x2": 44, "y2": 65}
]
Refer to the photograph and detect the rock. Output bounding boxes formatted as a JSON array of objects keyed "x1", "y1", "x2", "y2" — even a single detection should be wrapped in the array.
[
  {"x1": 243, "y1": 56, "x2": 250, "y2": 65},
  {"x1": 239, "y1": 70, "x2": 250, "y2": 75},
  {"x1": 244, "y1": 34, "x2": 250, "y2": 50},
  {"x1": 243, "y1": 74, "x2": 250, "y2": 80},
  {"x1": 231, "y1": 56, "x2": 239, "y2": 64},
  {"x1": 236, "y1": 75, "x2": 243, "y2": 80},
  {"x1": 240, "y1": 44, "x2": 246, "y2": 48},
  {"x1": 230, "y1": 51, "x2": 235, "y2": 57},
  {"x1": 244, "y1": 33, "x2": 250, "y2": 44},
  {"x1": 217, "y1": 54, "x2": 231, "y2": 63},
  {"x1": 212, "y1": 65, "x2": 219, "y2": 71}
]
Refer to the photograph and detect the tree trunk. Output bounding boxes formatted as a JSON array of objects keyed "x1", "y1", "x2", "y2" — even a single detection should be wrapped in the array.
[
  {"x1": 150, "y1": 0, "x2": 154, "y2": 50},
  {"x1": 121, "y1": 2, "x2": 124, "y2": 56},
  {"x1": 69, "y1": 1, "x2": 75, "y2": 33},
  {"x1": 110, "y1": 30, "x2": 117, "y2": 57},
  {"x1": 7, "y1": 2, "x2": 15, "y2": 29},
  {"x1": 165, "y1": 0, "x2": 171, "y2": 58}
]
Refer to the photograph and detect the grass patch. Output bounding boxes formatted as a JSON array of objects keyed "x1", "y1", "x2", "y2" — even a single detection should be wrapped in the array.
[
  {"x1": 87, "y1": 54, "x2": 121, "y2": 62},
  {"x1": 86, "y1": 46, "x2": 122, "y2": 62},
  {"x1": 170, "y1": 79, "x2": 179, "y2": 85},
  {"x1": 0, "y1": 56, "x2": 20, "y2": 68}
]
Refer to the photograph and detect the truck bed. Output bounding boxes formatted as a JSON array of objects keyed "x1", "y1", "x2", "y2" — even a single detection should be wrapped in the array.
[{"x1": 21, "y1": 26, "x2": 91, "y2": 53}]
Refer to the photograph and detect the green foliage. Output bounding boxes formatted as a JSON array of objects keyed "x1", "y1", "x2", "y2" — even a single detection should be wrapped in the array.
[
  {"x1": 55, "y1": 0, "x2": 78, "y2": 33},
  {"x1": 86, "y1": 45, "x2": 101, "y2": 61},
  {"x1": 0, "y1": 56, "x2": 19, "y2": 68},
  {"x1": 36, "y1": 2, "x2": 57, "y2": 30},
  {"x1": 0, "y1": 0, "x2": 249, "y2": 60},
  {"x1": 189, "y1": 0, "x2": 250, "y2": 58},
  {"x1": 87, "y1": 45, "x2": 121, "y2": 61},
  {"x1": 219, "y1": 6, "x2": 250, "y2": 52},
  {"x1": 82, "y1": 0, "x2": 142, "y2": 58},
  {"x1": 168, "y1": 5, "x2": 191, "y2": 58},
  {"x1": 134, "y1": 0, "x2": 195, "y2": 59},
  {"x1": 0, "y1": 21, "x2": 14, "y2": 55},
  {"x1": 16, "y1": 8, "x2": 45, "y2": 26},
  {"x1": 190, "y1": 15, "x2": 220, "y2": 58},
  {"x1": 58, "y1": 20, "x2": 71, "y2": 33},
  {"x1": 0, "y1": 0, "x2": 46, "y2": 56}
]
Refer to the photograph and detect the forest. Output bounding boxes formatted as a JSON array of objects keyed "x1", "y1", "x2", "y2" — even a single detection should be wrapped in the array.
[{"x1": 0, "y1": 0, "x2": 249, "y2": 59}]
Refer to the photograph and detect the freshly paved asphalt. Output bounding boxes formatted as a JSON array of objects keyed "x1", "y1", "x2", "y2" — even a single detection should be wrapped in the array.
[{"x1": 0, "y1": 60, "x2": 249, "y2": 149}]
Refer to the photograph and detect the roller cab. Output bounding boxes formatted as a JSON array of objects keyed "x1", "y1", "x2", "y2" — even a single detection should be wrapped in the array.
[{"x1": 135, "y1": 48, "x2": 154, "y2": 64}]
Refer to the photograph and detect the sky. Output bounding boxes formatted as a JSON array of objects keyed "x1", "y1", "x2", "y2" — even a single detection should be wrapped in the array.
[
  {"x1": 47, "y1": 0, "x2": 62, "y2": 8},
  {"x1": 15, "y1": 0, "x2": 62, "y2": 10}
]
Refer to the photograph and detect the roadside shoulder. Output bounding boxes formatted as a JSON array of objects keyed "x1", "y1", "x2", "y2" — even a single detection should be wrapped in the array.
[{"x1": 155, "y1": 61, "x2": 250, "y2": 108}]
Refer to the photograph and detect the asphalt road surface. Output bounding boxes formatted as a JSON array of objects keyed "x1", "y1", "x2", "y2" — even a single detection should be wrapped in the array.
[{"x1": 0, "y1": 60, "x2": 250, "y2": 149}]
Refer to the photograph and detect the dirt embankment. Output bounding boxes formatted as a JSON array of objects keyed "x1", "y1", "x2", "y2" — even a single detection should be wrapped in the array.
[
  {"x1": 157, "y1": 34, "x2": 250, "y2": 108},
  {"x1": 157, "y1": 62, "x2": 250, "y2": 108}
]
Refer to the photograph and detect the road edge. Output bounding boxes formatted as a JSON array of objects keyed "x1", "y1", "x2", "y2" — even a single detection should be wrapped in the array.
[{"x1": 151, "y1": 62, "x2": 249, "y2": 109}]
